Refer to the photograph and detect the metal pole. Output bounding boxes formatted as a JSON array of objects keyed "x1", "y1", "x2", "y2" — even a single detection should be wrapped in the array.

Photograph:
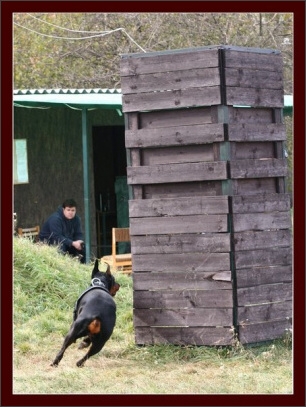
[{"x1": 81, "y1": 108, "x2": 91, "y2": 263}]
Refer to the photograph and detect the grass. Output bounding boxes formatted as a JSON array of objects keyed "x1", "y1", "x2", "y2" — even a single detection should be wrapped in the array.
[{"x1": 13, "y1": 237, "x2": 293, "y2": 394}]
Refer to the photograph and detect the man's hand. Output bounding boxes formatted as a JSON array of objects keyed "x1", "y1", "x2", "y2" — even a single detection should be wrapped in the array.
[{"x1": 72, "y1": 240, "x2": 84, "y2": 251}]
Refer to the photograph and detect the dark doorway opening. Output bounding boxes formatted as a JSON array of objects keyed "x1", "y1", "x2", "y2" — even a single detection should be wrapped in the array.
[{"x1": 92, "y1": 126, "x2": 128, "y2": 257}]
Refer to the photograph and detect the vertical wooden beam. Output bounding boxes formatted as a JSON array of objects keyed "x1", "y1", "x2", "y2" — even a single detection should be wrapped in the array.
[
  {"x1": 128, "y1": 112, "x2": 143, "y2": 199},
  {"x1": 273, "y1": 108, "x2": 286, "y2": 193}
]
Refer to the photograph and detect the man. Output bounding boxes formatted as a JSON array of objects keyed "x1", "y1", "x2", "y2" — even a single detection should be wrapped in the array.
[{"x1": 39, "y1": 199, "x2": 86, "y2": 263}]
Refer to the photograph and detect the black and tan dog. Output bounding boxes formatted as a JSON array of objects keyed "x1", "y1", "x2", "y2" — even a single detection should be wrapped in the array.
[{"x1": 51, "y1": 259, "x2": 120, "y2": 367}]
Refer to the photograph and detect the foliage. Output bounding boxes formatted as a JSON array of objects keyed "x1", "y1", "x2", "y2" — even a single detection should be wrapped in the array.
[
  {"x1": 13, "y1": 13, "x2": 293, "y2": 92},
  {"x1": 13, "y1": 237, "x2": 292, "y2": 394}
]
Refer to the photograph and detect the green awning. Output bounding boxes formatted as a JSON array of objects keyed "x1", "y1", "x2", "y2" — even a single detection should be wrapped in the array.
[
  {"x1": 13, "y1": 88, "x2": 122, "y2": 110},
  {"x1": 13, "y1": 88, "x2": 292, "y2": 115}
]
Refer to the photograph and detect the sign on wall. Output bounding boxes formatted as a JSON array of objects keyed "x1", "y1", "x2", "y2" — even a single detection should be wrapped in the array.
[{"x1": 14, "y1": 139, "x2": 29, "y2": 184}]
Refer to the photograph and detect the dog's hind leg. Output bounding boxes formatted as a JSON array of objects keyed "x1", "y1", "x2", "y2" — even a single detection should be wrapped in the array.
[
  {"x1": 51, "y1": 334, "x2": 76, "y2": 366},
  {"x1": 76, "y1": 337, "x2": 106, "y2": 367},
  {"x1": 51, "y1": 320, "x2": 85, "y2": 366},
  {"x1": 78, "y1": 335, "x2": 91, "y2": 349}
]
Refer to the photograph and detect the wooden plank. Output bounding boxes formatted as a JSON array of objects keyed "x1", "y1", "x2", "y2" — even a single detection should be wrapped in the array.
[
  {"x1": 233, "y1": 229, "x2": 292, "y2": 251},
  {"x1": 237, "y1": 282, "x2": 292, "y2": 306},
  {"x1": 139, "y1": 106, "x2": 213, "y2": 128},
  {"x1": 122, "y1": 86, "x2": 221, "y2": 113},
  {"x1": 236, "y1": 265, "x2": 292, "y2": 288},
  {"x1": 131, "y1": 233, "x2": 230, "y2": 254},
  {"x1": 235, "y1": 247, "x2": 292, "y2": 269},
  {"x1": 134, "y1": 308, "x2": 233, "y2": 327},
  {"x1": 232, "y1": 142, "x2": 275, "y2": 160},
  {"x1": 228, "y1": 106, "x2": 273, "y2": 124},
  {"x1": 142, "y1": 145, "x2": 215, "y2": 166},
  {"x1": 133, "y1": 286, "x2": 233, "y2": 310},
  {"x1": 237, "y1": 301, "x2": 292, "y2": 324},
  {"x1": 228, "y1": 123, "x2": 286, "y2": 142},
  {"x1": 135, "y1": 326, "x2": 234, "y2": 345},
  {"x1": 225, "y1": 67, "x2": 283, "y2": 89},
  {"x1": 233, "y1": 211, "x2": 292, "y2": 232},
  {"x1": 130, "y1": 214, "x2": 228, "y2": 235},
  {"x1": 125, "y1": 123, "x2": 225, "y2": 148},
  {"x1": 129, "y1": 196, "x2": 228, "y2": 217},
  {"x1": 127, "y1": 161, "x2": 227, "y2": 184},
  {"x1": 226, "y1": 87, "x2": 283, "y2": 108},
  {"x1": 224, "y1": 50, "x2": 283, "y2": 72},
  {"x1": 120, "y1": 48, "x2": 219, "y2": 76},
  {"x1": 231, "y1": 193, "x2": 291, "y2": 213},
  {"x1": 233, "y1": 178, "x2": 277, "y2": 195},
  {"x1": 121, "y1": 67, "x2": 220, "y2": 94},
  {"x1": 132, "y1": 252, "x2": 230, "y2": 272},
  {"x1": 239, "y1": 319, "x2": 292, "y2": 344},
  {"x1": 230, "y1": 158, "x2": 288, "y2": 179},
  {"x1": 212, "y1": 271, "x2": 231, "y2": 281},
  {"x1": 128, "y1": 113, "x2": 143, "y2": 199},
  {"x1": 144, "y1": 181, "x2": 223, "y2": 199}
]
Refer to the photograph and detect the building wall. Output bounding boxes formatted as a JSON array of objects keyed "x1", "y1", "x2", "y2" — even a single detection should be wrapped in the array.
[{"x1": 13, "y1": 105, "x2": 124, "y2": 259}]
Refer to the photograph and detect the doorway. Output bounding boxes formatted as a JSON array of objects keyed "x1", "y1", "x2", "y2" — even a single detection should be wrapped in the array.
[{"x1": 92, "y1": 125, "x2": 128, "y2": 257}]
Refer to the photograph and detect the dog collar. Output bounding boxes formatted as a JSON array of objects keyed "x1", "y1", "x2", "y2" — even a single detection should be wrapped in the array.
[{"x1": 91, "y1": 277, "x2": 106, "y2": 288}]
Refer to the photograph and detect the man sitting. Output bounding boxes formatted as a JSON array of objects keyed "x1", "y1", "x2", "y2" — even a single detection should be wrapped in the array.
[{"x1": 39, "y1": 198, "x2": 86, "y2": 263}]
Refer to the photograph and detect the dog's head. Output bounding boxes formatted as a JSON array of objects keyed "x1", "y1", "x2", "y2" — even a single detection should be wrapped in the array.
[{"x1": 91, "y1": 259, "x2": 120, "y2": 297}]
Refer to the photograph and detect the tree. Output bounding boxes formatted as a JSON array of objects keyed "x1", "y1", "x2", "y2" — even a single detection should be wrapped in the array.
[{"x1": 13, "y1": 13, "x2": 293, "y2": 92}]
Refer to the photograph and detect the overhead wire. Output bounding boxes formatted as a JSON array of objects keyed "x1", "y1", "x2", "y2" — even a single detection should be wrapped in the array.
[{"x1": 14, "y1": 16, "x2": 147, "y2": 52}]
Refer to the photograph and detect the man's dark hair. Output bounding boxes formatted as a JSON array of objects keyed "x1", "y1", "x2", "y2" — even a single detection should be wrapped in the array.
[{"x1": 63, "y1": 199, "x2": 77, "y2": 208}]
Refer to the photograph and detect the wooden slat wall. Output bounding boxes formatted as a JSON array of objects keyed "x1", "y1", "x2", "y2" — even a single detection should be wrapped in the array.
[
  {"x1": 121, "y1": 48, "x2": 221, "y2": 112},
  {"x1": 120, "y1": 45, "x2": 292, "y2": 346},
  {"x1": 130, "y1": 194, "x2": 233, "y2": 346},
  {"x1": 125, "y1": 104, "x2": 234, "y2": 345},
  {"x1": 224, "y1": 50, "x2": 283, "y2": 108},
  {"x1": 231, "y1": 193, "x2": 292, "y2": 344}
]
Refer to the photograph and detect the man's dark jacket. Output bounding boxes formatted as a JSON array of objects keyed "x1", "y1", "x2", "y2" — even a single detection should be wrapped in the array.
[{"x1": 39, "y1": 206, "x2": 83, "y2": 248}]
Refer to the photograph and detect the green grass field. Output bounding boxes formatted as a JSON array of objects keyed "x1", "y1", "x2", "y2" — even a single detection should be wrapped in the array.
[{"x1": 13, "y1": 237, "x2": 292, "y2": 394}]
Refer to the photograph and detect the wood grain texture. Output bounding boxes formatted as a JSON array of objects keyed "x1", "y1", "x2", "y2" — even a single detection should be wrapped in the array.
[
  {"x1": 130, "y1": 214, "x2": 228, "y2": 235},
  {"x1": 127, "y1": 161, "x2": 227, "y2": 184},
  {"x1": 239, "y1": 319, "x2": 292, "y2": 345},
  {"x1": 125, "y1": 123, "x2": 225, "y2": 148},
  {"x1": 228, "y1": 123, "x2": 286, "y2": 142},
  {"x1": 236, "y1": 266, "x2": 292, "y2": 288},
  {"x1": 235, "y1": 247, "x2": 292, "y2": 269},
  {"x1": 132, "y1": 252, "x2": 230, "y2": 272},
  {"x1": 237, "y1": 282, "x2": 292, "y2": 306},
  {"x1": 133, "y1": 272, "x2": 233, "y2": 294},
  {"x1": 129, "y1": 196, "x2": 229, "y2": 217},
  {"x1": 134, "y1": 326, "x2": 234, "y2": 345},
  {"x1": 131, "y1": 233, "x2": 230, "y2": 254},
  {"x1": 134, "y1": 308, "x2": 233, "y2": 327}
]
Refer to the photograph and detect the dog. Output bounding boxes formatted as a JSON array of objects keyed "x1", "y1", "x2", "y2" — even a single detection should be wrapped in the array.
[{"x1": 51, "y1": 259, "x2": 120, "y2": 367}]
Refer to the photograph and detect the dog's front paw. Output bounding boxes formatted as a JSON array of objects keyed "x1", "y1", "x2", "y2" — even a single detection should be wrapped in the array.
[{"x1": 50, "y1": 362, "x2": 58, "y2": 367}]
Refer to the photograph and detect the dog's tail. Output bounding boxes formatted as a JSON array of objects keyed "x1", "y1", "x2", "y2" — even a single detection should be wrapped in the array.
[{"x1": 88, "y1": 318, "x2": 101, "y2": 334}]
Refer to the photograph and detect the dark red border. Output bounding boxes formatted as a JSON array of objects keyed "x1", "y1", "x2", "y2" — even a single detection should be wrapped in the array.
[{"x1": 2, "y1": 1, "x2": 305, "y2": 406}]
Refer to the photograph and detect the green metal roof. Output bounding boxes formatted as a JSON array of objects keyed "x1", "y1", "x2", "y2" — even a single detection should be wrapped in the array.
[{"x1": 13, "y1": 88, "x2": 122, "y2": 110}]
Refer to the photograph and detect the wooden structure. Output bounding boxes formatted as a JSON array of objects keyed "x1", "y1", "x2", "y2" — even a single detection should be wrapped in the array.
[
  {"x1": 120, "y1": 45, "x2": 292, "y2": 345},
  {"x1": 101, "y1": 228, "x2": 132, "y2": 274},
  {"x1": 17, "y1": 225, "x2": 40, "y2": 241}
]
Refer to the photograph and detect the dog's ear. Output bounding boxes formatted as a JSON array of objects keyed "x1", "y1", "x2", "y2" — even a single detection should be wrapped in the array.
[
  {"x1": 105, "y1": 263, "x2": 111, "y2": 276},
  {"x1": 91, "y1": 259, "x2": 100, "y2": 279}
]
